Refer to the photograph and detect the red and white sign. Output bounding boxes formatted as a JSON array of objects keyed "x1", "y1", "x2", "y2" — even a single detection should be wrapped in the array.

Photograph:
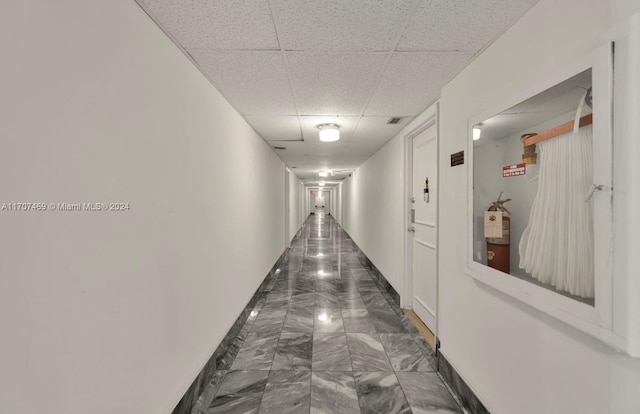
[{"x1": 503, "y1": 163, "x2": 526, "y2": 177}]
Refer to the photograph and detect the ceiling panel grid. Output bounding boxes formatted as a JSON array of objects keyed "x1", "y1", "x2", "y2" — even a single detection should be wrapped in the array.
[{"x1": 136, "y1": 0, "x2": 542, "y2": 181}]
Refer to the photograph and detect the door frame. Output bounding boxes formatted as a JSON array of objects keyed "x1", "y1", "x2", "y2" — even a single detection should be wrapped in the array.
[
  {"x1": 401, "y1": 103, "x2": 439, "y2": 332},
  {"x1": 285, "y1": 168, "x2": 290, "y2": 249}
]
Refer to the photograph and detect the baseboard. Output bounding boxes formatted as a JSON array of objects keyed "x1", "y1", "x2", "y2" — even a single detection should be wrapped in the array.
[
  {"x1": 171, "y1": 249, "x2": 291, "y2": 414},
  {"x1": 341, "y1": 231, "x2": 401, "y2": 307},
  {"x1": 437, "y1": 351, "x2": 490, "y2": 414}
]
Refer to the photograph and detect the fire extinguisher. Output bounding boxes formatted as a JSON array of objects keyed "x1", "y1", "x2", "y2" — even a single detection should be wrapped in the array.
[{"x1": 486, "y1": 193, "x2": 511, "y2": 274}]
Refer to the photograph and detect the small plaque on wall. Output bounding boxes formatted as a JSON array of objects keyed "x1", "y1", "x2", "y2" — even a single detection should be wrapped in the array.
[{"x1": 450, "y1": 151, "x2": 464, "y2": 166}]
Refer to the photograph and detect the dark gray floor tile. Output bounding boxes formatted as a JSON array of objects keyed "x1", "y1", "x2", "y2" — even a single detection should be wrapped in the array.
[
  {"x1": 346, "y1": 333, "x2": 393, "y2": 371},
  {"x1": 231, "y1": 332, "x2": 279, "y2": 371},
  {"x1": 341, "y1": 297, "x2": 368, "y2": 309},
  {"x1": 314, "y1": 308, "x2": 345, "y2": 332},
  {"x1": 259, "y1": 371, "x2": 311, "y2": 414},
  {"x1": 250, "y1": 309, "x2": 287, "y2": 334},
  {"x1": 396, "y1": 372, "x2": 462, "y2": 413},
  {"x1": 207, "y1": 370, "x2": 269, "y2": 414},
  {"x1": 315, "y1": 291, "x2": 341, "y2": 308},
  {"x1": 312, "y1": 333, "x2": 351, "y2": 371},
  {"x1": 342, "y1": 309, "x2": 377, "y2": 333},
  {"x1": 354, "y1": 371, "x2": 411, "y2": 414},
  {"x1": 272, "y1": 332, "x2": 313, "y2": 371},
  {"x1": 369, "y1": 309, "x2": 408, "y2": 333},
  {"x1": 360, "y1": 291, "x2": 392, "y2": 309},
  {"x1": 379, "y1": 334, "x2": 433, "y2": 372},
  {"x1": 310, "y1": 371, "x2": 360, "y2": 414},
  {"x1": 193, "y1": 370, "x2": 228, "y2": 414},
  {"x1": 282, "y1": 310, "x2": 314, "y2": 333}
]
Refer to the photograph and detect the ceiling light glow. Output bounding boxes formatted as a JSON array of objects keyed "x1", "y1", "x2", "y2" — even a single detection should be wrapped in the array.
[
  {"x1": 318, "y1": 171, "x2": 329, "y2": 177},
  {"x1": 473, "y1": 125, "x2": 482, "y2": 141},
  {"x1": 318, "y1": 123, "x2": 340, "y2": 142}
]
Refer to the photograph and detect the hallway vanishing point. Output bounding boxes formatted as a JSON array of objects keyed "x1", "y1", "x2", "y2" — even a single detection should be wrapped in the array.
[{"x1": 195, "y1": 213, "x2": 462, "y2": 414}]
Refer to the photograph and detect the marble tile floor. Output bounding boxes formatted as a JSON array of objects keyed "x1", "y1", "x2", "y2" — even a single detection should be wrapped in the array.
[{"x1": 196, "y1": 213, "x2": 463, "y2": 414}]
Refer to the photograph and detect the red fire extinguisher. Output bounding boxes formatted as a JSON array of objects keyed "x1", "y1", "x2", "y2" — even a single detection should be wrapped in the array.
[{"x1": 486, "y1": 195, "x2": 511, "y2": 274}]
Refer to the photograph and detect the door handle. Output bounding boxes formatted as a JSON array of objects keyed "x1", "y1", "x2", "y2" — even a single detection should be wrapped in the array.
[{"x1": 408, "y1": 227, "x2": 415, "y2": 233}]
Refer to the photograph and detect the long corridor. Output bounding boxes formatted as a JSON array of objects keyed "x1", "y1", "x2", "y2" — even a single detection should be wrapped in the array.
[{"x1": 197, "y1": 213, "x2": 463, "y2": 413}]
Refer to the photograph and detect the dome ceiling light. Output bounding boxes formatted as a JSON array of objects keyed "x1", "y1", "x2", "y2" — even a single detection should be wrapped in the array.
[{"x1": 318, "y1": 123, "x2": 340, "y2": 142}]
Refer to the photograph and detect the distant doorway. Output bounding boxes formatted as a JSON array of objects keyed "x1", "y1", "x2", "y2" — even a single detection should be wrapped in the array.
[{"x1": 314, "y1": 191, "x2": 330, "y2": 215}]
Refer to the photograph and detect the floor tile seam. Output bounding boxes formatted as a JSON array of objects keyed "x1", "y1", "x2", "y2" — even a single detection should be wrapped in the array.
[
  {"x1": 435, "y1": 371, "x2": 468, "y2": 414},
  {"x1": 390, "y1": 369, "x2": 415, "y2": 413},
  {"x1": 376, "y1": 331, "x2": 400, "y2": 374},
  {"x1": 253, "y1": 372, "x2": 270, "y2": 414}
]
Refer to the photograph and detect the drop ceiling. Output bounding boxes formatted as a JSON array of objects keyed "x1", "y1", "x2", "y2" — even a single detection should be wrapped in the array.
[{"x1": 136, "y1": 0, "x2": 540, "y2": 184}]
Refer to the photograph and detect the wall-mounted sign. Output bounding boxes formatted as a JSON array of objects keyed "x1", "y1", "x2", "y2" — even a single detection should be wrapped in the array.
[
  {"x1": 503, "y1": 163, "x2": 526, "y2": 177},
  {"x1": 450, "y1": 151, "x2": 464, "y2": 166}
]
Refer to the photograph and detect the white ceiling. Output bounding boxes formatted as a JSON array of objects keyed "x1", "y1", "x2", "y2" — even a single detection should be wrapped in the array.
[{"x1": 137, "y1": 0, "x2": 540, "y2": 183}]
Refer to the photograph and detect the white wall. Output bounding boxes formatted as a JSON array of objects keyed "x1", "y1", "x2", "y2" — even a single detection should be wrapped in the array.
[
  {"x1": 0, "y1": 1, "x2": 285, "y2": 414},
  {"x1": 436, "y1": 0, "x2": 640, "y2": 412},
  {"x1": 335, "y1": 184, "x2": 343, "y2": 225},
  {"x1": 288, "y1": 172, "x2": 305, "y2": 242},
  {"x1": 341, "y1": 138, "x2": 405, "y2": 291}
]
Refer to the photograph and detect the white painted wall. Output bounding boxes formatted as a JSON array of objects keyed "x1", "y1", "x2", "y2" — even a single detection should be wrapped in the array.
[
  {"x1": 341, "y1": 138, "x2": 405, "y2": 291},
  {"x1": 436, "y1": 0, "x2": 640, "y2": 412},
  {"x1": 335, "y1": 184, "x2": 343, "y2": 225},
  {"x1": 288, "y1": 172, "x2": 305, "y2": 242},
  {"x1": 0, "y1": 2, "x2": 285, "y2": 414}
]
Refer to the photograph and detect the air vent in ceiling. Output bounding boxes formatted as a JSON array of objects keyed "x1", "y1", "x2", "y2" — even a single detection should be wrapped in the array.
[
  {"x1": 387, "y1": 117, "x2": 404, "y2": 125},
  {"x1": 274, "y1": 146, "x2": 286, "y2": 150}
]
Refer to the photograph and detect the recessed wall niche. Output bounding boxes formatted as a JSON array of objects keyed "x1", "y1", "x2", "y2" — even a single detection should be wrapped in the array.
[
  {"x1": 472, "y1": 69, "x2": 596, "y2": 306},
  {"x1": 465, "y1": 15, "x2": 640, "y2": 357}
]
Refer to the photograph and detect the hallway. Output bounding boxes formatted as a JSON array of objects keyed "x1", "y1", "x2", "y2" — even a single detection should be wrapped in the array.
[{"x1": 196, "y1": 213, "x2": 462, "y2": 414}]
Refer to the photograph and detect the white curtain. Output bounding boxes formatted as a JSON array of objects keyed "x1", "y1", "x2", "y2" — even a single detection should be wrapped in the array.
[{"x1": 519, "y1": 124, "x2": 594, "y2": 299}]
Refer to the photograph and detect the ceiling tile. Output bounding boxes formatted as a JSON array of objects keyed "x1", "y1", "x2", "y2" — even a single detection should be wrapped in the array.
[
  {"x1": 245, "y1": 115, "x2": 302, "y2": 141},
  {"x1": 270, "y1": 141, "x2": 307, "y2": 156},
  {"x1": 287, "y1": 53, "x2": 387, "y2": 115},
  {"x1": 304, "y1": 142, "x2": 349, "y2": 156},
  {"x1": 139, "y1": 0, "x2": 279, "y2": 50},
  {"x1": 397, "y1": 0, "x2": 539, "y2": 51},
  {"x1": 350, "y1": 116, "x2": 409, "y2": 145},
  {"x1": 190, "y1": 51, "x2": 296, "y2": 115},
  {"x1": 365, "y1": 52, "x2": 472, "y2": 116},
  {"x1": 299, "y1": 115, "x2": 360, "y2": 143},
  {"x1": 270, "y1": 0, "x2": 419, "y2": 51},
  {"x1": 282, "y1": 154, "x2": 367, "y2": 180}
]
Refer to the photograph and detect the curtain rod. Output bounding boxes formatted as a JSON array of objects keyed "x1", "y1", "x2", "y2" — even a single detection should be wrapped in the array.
[{"x1": 523, "y1": 113, "x2": 593, "y2": 146}]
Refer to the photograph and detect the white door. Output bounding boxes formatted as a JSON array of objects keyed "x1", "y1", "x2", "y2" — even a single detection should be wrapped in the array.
[
  {"x1": 411, "y1": 125, "x2": 438, "y2": 331},
  {"x1": 323, "y1": 191, "x2": 331, "y2": 215},
  {"x1": 315, "y1": 192, "x2": 328, "y2": 214}
]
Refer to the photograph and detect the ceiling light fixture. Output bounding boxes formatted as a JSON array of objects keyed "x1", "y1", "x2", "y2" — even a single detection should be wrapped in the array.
[
  {"x1": 318, "y1": 123, "x2": 340, "y2": 142},
  {"x1": 318, "y1": 171, "x2": 329, "y2": 177},
  {"x1": 473, "y1": 123, "x2": 482, "y2": 141},
  {"x1": 319, "y1": 183, "x2": 325, "y2": 186}
]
